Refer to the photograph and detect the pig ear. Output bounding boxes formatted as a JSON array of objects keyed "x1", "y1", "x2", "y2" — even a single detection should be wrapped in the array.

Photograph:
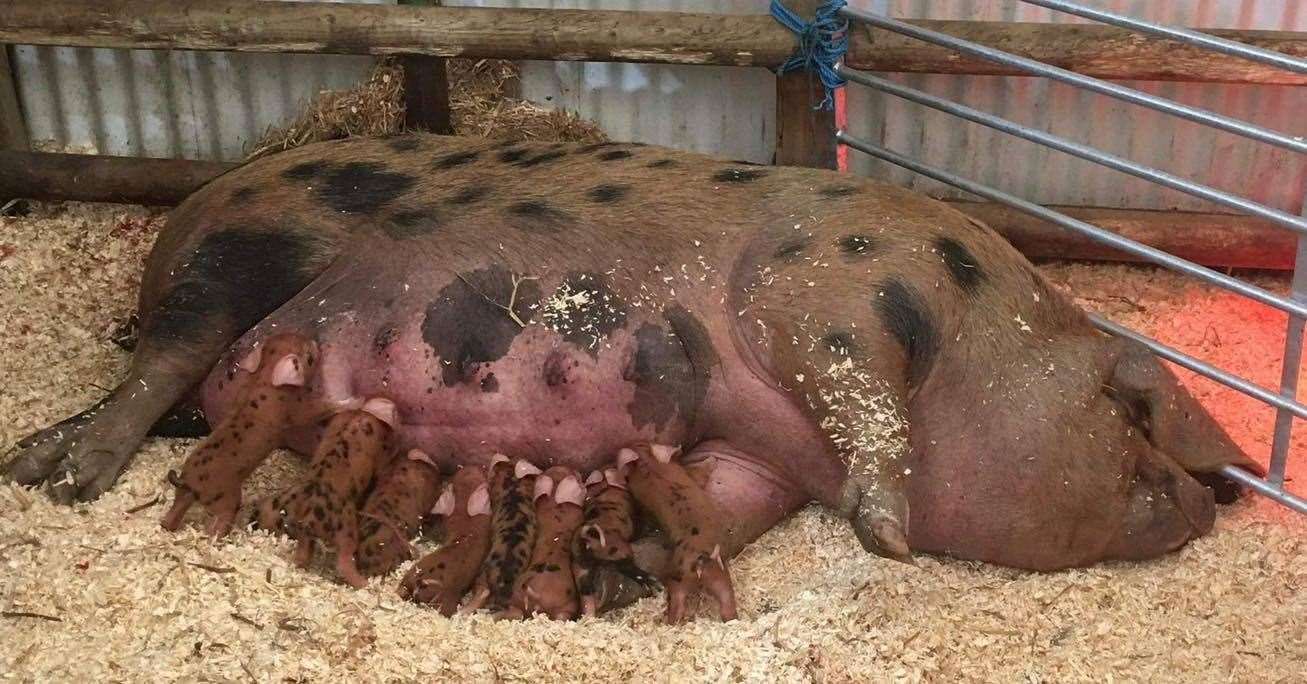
[
  {"x1": 237, "y1": 346, "x2": 263, "y2": 373},
  {"x1": 532, "y1": 474, "x2": 554, "y2": 501},
  {"x1": 270, "y1": 353, "x2": 307, "y2": 387},
  {"x1": 431, "y1": 486, "x2": 455, "y2": 517},
  {"x1": 361, "y1": 398, "x2": 398, "y2": 427},
  {"x1": 1107, "y1": 341, "x2": 1263, "y2": 476},
  {"x1": 514, "y1": 460, "x2": 542, "y2": 478},
  {"x1": 407, "y1": 449, "x2": 437, "y2": 467},
  {"x1": 467, "y1": 485, "x2": 491, "y2": 517},
  {"x1": 555, "y1": 476, "x2": 585, "y2": 507}
]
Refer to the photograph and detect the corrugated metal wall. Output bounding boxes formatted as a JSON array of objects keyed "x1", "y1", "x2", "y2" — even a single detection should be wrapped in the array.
[
  {"x1": 9, "y1": 0, "x2": 1305, "y2": 213},
  {"x1": 10, "y1": 0, "x2": 390, "y2": 161}
]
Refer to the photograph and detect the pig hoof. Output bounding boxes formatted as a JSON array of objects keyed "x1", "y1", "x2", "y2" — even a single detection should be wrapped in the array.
[
  {"x1": 4, "y1": 410, "x2": 139, "y2": 504},
  {"x1": 841, "y1": 482, "x2": 913, "y2": 564}
]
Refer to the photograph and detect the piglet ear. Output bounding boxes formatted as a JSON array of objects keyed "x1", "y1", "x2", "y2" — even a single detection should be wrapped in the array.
[
  {"x1": 650, "y1": 444, "x2": 681, "y2": 463},
  {"x1": 617, "y1": 448, "x2": 640, "y2": 469},
  {"x1": 514, "y1": 460, "x2": 542, "y2": 478},
  {"x1": 555, "y1": 475, "x2": 585, "y2": 507},
  {"x1": 237, "y1": 346, "x2": 263, "y2": 373},
  {"x1": 584, "y1": 470, "x2": 604, "y2": 486},
  {"x1": 467, "y1": 485, "x2": 492, "y2": 517},
  {"x1": 270, "y1": 353, "x2": 307, "y2": 387},
  {"x1": 603, "y1": 467, "x2": 627, "y2": 490},
  {"x1": 430, "y1": 486, "x2": 455, "y2": 517},
  {"x1": 361, "y1": 398, "x2": 398, "y2": 427},
  {"x1": 532, "y1": 475, "x2": 555, "y2": 501},
  {"x1": 407, "y1": 449, "x2": 437, "y2": 467}
]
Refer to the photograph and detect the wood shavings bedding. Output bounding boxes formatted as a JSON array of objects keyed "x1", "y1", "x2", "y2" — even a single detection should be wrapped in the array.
[{"x1": 2, "y1": 204, "x2": 1304, "y2": 682}]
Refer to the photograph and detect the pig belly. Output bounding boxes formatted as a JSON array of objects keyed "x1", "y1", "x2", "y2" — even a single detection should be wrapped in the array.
[{"x1": 202, "y1": 323, "x2": 688, "y2": 474}]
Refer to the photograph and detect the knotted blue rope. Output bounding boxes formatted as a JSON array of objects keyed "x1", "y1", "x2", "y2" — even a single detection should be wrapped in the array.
[{"x1": 771, "y1": 0, "x2": 849, "y2": 111}]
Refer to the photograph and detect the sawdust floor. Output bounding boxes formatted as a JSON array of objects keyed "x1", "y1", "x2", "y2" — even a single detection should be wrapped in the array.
[{"x1": 1, "y1": 203, "x2": 1304, "y2": 683}]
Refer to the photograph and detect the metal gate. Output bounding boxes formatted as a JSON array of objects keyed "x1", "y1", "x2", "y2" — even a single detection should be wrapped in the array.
[{"x1": 831, "y1": 0, "x2": 1307, "y2": 513}]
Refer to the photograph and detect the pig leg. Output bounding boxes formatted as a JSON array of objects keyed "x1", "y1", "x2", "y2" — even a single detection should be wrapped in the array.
[
  {"x1": 502, "y1": 468, "x2": 585, "y2": 621},
  {"x1": 399, "y1": 468, "x2": 493, "y2": 615},
  {"x1": 4, "y1": 224, "x2": 336, "y2": 503},
  {"x1": 465, "y1": 459, "x2": 540, "y2": 612}
]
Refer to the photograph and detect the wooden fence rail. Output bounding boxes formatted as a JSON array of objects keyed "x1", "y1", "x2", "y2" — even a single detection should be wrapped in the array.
[{"x1": 3, "y1": 0, "x2": 1307, "y2": 84}]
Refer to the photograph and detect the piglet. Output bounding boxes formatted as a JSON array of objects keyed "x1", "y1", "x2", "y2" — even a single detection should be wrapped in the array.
[
  {"x1": 355, "y1": 449, "x2": 444, "y2": 577},
  {"x1": 253, "y1": 398, "x2": 397, "y2": 588},
  {"x1": 572, "y1": 467, "x2": 650, "y2": 617},
  {"x1": 464, "y1": 457, "x2": 539, "y2": 611},
  {"x1": 398, "y1": 467, "x2": 493, "y2": 615},
  {"x1": 501, "y1": 467, "x2": 586, "y2": 620},
  {"x1": 161, "y1": 334, "x2": 318, "y2": 537}
]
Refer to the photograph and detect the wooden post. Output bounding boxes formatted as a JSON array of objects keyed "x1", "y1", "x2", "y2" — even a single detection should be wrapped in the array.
[
  {"x1": 0, "y1": 46, "x2": 28, "y2": 151},
  {"x1": 398, "y1": 0, "x2": 452, "y2": 134},
  {"x1": 773, "y1": 1, "x2": 838, "y2": 169}
]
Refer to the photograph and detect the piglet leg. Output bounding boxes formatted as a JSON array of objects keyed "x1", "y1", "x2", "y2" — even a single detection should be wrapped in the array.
[
  {"x1": 160, "y1": 334, "x2": 318, "y2": 536},
  {"x1": 399, "y1": 467, "x2": 493, "y2": 615},
  {"x1": 501, "y1": 468, "x2": 586, "y2": 621},
  {"x1": 356, "y1": 449, "x2": 444, "y2": 577},
  {"x1": 623, "y1": 444, "x2": 737, "y2": 623}
]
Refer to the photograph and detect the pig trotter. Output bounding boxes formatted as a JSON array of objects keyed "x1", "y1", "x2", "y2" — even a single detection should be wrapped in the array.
[
  {"x1": 623, "y1": 444, "x2": 738, "y2": 623},
  {"x1": 159, "y1": 334, "x2": 318, "y2": 536},
  {"x1": 839, "y1": 479, "x2": 913, "y2": 564},
  {"x1": 399, "y1": 467, "x2": 493, "y2": 615}
]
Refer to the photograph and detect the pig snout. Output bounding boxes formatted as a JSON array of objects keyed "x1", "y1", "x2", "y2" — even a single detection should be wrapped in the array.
[{"x1": 1108, "y1": 451, "x2": 1215, "y2": 561}]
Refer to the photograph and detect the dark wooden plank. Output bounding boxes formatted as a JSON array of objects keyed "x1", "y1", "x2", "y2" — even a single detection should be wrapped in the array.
[
  {"x1": 2, "y1": 0, "x2": 1305, "y2": 85},
  {"x1": 398, "y1": 0, "x2": 452, "y2": 134},
  {"x1": 773, "y1": 0, "x2": 837, "y2": 170},
  {"x1": 0, "y1": 151, "x2": 235, "y2": 205},
  {"x1": 0, "y1": 47, "x2": 29, "y2": 151}
]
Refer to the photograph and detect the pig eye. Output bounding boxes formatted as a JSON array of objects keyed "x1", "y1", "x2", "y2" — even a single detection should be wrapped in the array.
[{"x1": 1103, "y1": 385, "x2": 1153, "y2": 441}]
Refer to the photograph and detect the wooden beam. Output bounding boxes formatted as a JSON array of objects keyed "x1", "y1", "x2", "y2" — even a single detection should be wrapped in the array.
[
  {"x1": 0, "y1": 150, "x2": 1293, "y2": 271},
  {"x1": 773, "y1": 0, "x2": 837, "y2": 170},
  {"x1": 398, "y1": 0, "x2": 452, "y2": 135},
  {"x1": 0, "y1": 151, "x2": 235, "y2": 205},
  {"x1": 2, "y1": 0, "x2": 1305, "y2": 85},
  {"x1": 947, "y1": 200, "x2": 1296, "y2": 271},
  {"x1": 0, "y1": 47, "x2": 28, "y2": 151}
]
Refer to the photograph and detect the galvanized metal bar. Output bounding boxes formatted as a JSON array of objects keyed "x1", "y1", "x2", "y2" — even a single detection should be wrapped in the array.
[
  {"x1": 837, "y1": 6, "x2": 1307, "y2": 155},
  {"x1": 1267, "y1": 202, "x2": 1307, "y2": 487},
  {"x1": 834, "y1": 66, "x2": 1307, "y2": 236},
  {"x1": 1219, "y1": 465, "x2": 1307, "y2": 515},
  {"x1": 1016, "y1": 0, "x2": 1307, "y2": 75},
  {"x1": 834, "y1": 131, "x2": 1307, "y2": 321},
  {"x1": 1088, "y1": 314, "x2": 1307, "y2": 421}
]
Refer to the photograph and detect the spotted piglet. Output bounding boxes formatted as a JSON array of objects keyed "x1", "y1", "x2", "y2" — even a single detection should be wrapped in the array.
[
  {"x1": 572, "y1": 467, "x2": 649, "y2": 617},
  {"x1": 253, "y1": 398, "x2": 397, "y2": 588},
  {"x1": 355, "y1": 449, "x2": 445, "y2": 577},
  {"x1": 161, "y1": 333, "x2": 319, "y2": 537},
  {"x1": 399, "y1": 467, "x2": 493, "y2": 614},
  {"x1": 465, "y1": 457, "x2": 540, "y2": 611},
  {"x1": 501, "y1": 466, "x2": 587, "y2": 620}
]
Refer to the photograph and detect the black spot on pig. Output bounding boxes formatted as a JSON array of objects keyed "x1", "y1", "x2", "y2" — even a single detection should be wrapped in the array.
[
  {"x1": 839, "y1": 234, "x2": 876, "y2": 257},
  {"x1": 713, "y1": 168, "x2": 768, "y2": 183},
  {"x1": 481, "y1": 374, "x2": 499, "y2": 393},
  {"x1": 385, "y1": 207, "x2": 440, "y2": 239},
  {"x1": 544, "y1": 272, "x2": 628, "y2": 356},
  {"x1": 507, "y1": 201, "x2": 574, "y2": 232},
  {"x1": 317, "y1": 163, "x2": 416, "y2": 214},
  {"x1": 388, "y1": 136, "x2": 420, "y2": 152},
  {"x1": 448, "y1": 186, "x2": 488, "y2": 206},
  {"x1": 373, "y1": 326, "x2": 399, "y2": 354},
  {"x1": 421, "y1": 265, "x2": 542, "y2": 386},
  {"x1": 147, "y1": 228, "x2": 330, "y2": 342},
  {"x1": 514, "y1": 149, "x2": 568, "y2": 168},
  {"x1": 587, "y1": 184, "x2": 630, "y2": 203},
  {"x1": 283, "y1": 161, "x2": 327, "y2": 181},
  {"x1": 625, "y1": 307, "x2": 717, "y2": 431},
  {"x1": 647, "y1": 159, "x2": 676, "y2": 168},
  {"x1": 773, "y1": 238, "x2": 809, "y2": 261},
  {"x1": 874, "y1": 278, "x2": 938, "y2": 386},
  {"x1": 579, "y1": 142, "x2": 621, "y2": 153},
  {"x1": 231, "y1": 187, "x2": 258, "y2": 202},
  {"x1": 498, "y1": 147, "x2": 528, "y2": 163},
  {"x1": 544, "y1": 352, "x2": 569, "y2": 387},
  {"x1": 598, "y1": 149, "x2": 634, "y2": 162},
  {"x1": 435, "y1": 150, "x2": 480, "y2": 169},
  {"x1": 820, "y1": 185, "x2": 859, "y2": 198},
  {"x1": 936, "y1": 237, "x2": 985, "y2": 295}
]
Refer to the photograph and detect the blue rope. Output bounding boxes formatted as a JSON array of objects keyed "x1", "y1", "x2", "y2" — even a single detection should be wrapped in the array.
[{"x1": 770, "y1": 0, "x2": 849, "y2": 111}]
